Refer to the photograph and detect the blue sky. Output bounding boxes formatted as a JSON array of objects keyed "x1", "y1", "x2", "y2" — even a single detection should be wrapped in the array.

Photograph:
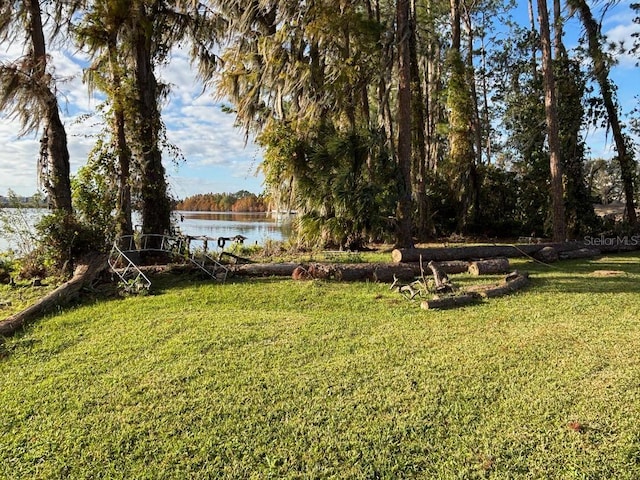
[{"x1": 0, "y1": 0, "x2": 638, "y2": 200}]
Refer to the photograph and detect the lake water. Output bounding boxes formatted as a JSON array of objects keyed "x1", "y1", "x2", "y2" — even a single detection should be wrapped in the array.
[
  {"x1": 172, "y1": 211, "x2": 293, "y2": 246},
  {"x1": 0, "y1": 209, "x2": 293, "y2": 253}
]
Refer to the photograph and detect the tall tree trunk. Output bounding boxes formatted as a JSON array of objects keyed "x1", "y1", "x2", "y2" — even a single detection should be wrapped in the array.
[
  {"x1": 463, "y1": 11, "x2": 482, "y2": 167},
  {"x1": 377, "y1": 28, "x2": 395, "y2": 165},
  {"x1": 108, "y1": 38, "x2": 133, "y2": 239},
  {"x1": 410, "y1": 0, "x2": 431, "y2": 240},
  {"x1": 537, "y1": 0, "x2": 566, "y2": 241},
  {"x1": 424, "y1": 15, "x2": 442, "y2": 172},
  {"x1": 29, "y1": 0, "x2": 72, "y2": 214},
  {"x1": 132, "y1": 3, "x2": 171, "y2": 238},
  {"x1": 463, "y1": 8, "x2": 481, "y2": 226},
  {"x1": 447, "y1": 0, "x2": 476, "y2": 231},
  {"x1": 569, "y1": 0, "x2": 637, "y2": 226},
  {"x1": 479, "y1": 12, "x2": 492, "y2": 163},
  {"x1": 396, "y1": 0, "x2": 414, "y2": 247}
]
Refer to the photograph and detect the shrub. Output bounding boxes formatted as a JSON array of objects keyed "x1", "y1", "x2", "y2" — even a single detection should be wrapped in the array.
[{"x1": 35, "y1": 212, "x2": 105, "y2": 275}]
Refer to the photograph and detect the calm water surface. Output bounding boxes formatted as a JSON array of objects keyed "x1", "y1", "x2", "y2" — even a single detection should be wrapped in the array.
[
  {"x1": 0, "y1": 209, "x2": 292, "y2": 252},
  {"x1": 173, "y1": 211, "x2": 292, "y2": 245}
]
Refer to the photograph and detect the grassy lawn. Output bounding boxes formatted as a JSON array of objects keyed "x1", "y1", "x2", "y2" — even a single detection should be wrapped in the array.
[{"x1": 2, "y1": 253, "x2": 640, "y2": 478}]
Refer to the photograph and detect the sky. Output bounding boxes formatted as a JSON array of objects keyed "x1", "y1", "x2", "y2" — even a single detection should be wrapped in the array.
[{"x1": 0, "y1": 0, "x2": 638, "y2": 200}]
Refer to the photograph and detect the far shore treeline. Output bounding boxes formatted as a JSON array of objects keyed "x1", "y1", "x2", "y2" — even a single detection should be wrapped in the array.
[
  {"x1": 175, "y1": 191, "x2": 267, "y2": 213},
  {"x1": 0, "y1": 194, "x2": 47, "y2": 209}
]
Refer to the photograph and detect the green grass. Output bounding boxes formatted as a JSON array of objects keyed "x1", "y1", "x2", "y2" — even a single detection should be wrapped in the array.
[
  {"x1": 2, "y1": 254, "x2": 640, "y2": 478},
  {"x1": 0, "y1": 282, "x2": 57, "y2": 318}
]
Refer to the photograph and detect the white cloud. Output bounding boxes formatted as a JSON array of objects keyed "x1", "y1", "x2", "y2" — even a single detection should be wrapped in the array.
[
  {"x1": 0, "y1": 36, "x2": 265, "y2": 199},
  {"x1": 0, "y1": 122, "x2": 40, "y2": 196},
  {"x1": 604, "y1": 17, "x2": 640, "y2": 69}
]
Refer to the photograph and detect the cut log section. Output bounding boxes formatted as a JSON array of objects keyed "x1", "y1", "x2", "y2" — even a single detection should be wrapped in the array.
[
  {"x1": 231, "y1": 263, "x2": 301, "y2": 277},
  {"x1": 0, "y1": 253, "x2": 108, "y2": 337},
  {"x1": 468, "y1": 257, "x2": 510, "y2": 275},
  {"x1": 433, "y1": 260, "x2": 470, "y2": 274},
  {"x1": 420, "y1": 294, "x2": 476, "y2": 310}
]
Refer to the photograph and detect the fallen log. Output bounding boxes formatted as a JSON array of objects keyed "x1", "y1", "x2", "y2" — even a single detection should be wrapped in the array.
[
  {"x1": 420, "y1": 294, "x2": 477, "y2": 310},
  {"x1": 392, "y1": 242, "x2": 587, "y2": 263},
  {"x1": 465, "y1": 271, "x2": 529, "y2": 298},
  {"x1": 589, "y1": 237, "x2": 639, "y2": 253},
  {"x1": 558, "y1": 248, "x2": 601, "y2": 260},
  {"x1": 0, "y1": 253, "x2": 108, "y2": 337},
  {"x1": 231, "y1": 263, "x2": 301, "y2": 277},
  {"x1": 232, "y1": 262, "x2": 467, "y2": 281},
  {"x1": 434, "y1": 260, "x2": 470, "y2": 274},
  {"x1": 468, "y1": 257, "x2": 510, "y2": 275}
]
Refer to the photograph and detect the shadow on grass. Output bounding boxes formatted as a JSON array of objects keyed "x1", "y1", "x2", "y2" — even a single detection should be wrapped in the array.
[
  {"x1": 525, "y1": 253, "x2": 640, "y2": 294},
  {"x1": 532, "y1": 275, "x2": 640, "y2": 294}
]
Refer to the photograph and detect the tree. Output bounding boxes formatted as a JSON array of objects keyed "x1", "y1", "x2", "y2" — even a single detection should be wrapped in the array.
[
  {"x1": 396, "y1": 0, "x2": 415, "y2": 247},
  {"x1": 76, "y1": 0, "x2": 134, "y2": 239},
  {"x1": 77, "y1": 0, "x2": 211, "y2": 241},
  {"x1": 126, "y1": 1, "x2": 171, "y2": 239},
  {"x1": 537, "y1": 0, "x2": 565, "y2": 241},
  {"x1": 568, "y1": 0, "x2": 637, "y2": 226},
  {"x1": 0, "y1": 0, "x2": 73, "y2": 215}
]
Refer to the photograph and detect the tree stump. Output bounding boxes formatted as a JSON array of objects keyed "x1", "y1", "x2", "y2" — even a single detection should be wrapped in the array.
[{"x1": 427, "y1": 261, "x2": 454, "y2": 293}]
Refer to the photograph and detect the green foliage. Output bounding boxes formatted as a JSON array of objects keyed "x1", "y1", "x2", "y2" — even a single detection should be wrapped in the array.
[
  {"x1": 556, "y1": 54, "x2": 601, "y2": 237},
  {"x1": 0, "y1": 252, "x2": 16, "y2": 284},
  {"x1": 71, "y1": 146, "x2": 119, "y2": 247},
  {"x1": 472, "y1": 165, "x2": 523, "y2": 236},
  {"x1": 587, "y1": 158, "x2": 623, "y2": 204},
  {"x1": 495, "y1": 29, "x2": 551, "y2": 236},
  {"x1": 292, "y1": 128, "x2": 397, "y2": 250},
  {"x1": 35, "y1": 211, "x2": 104, "y2": 274}
]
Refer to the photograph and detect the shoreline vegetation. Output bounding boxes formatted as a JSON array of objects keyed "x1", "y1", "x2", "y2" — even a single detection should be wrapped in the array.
[
  {"x1": 0, "y1": 194, "x2": 47, "y2": 209},
  {"x1": 175, "y1": 191, "x2": 267, "y2": 213}
]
